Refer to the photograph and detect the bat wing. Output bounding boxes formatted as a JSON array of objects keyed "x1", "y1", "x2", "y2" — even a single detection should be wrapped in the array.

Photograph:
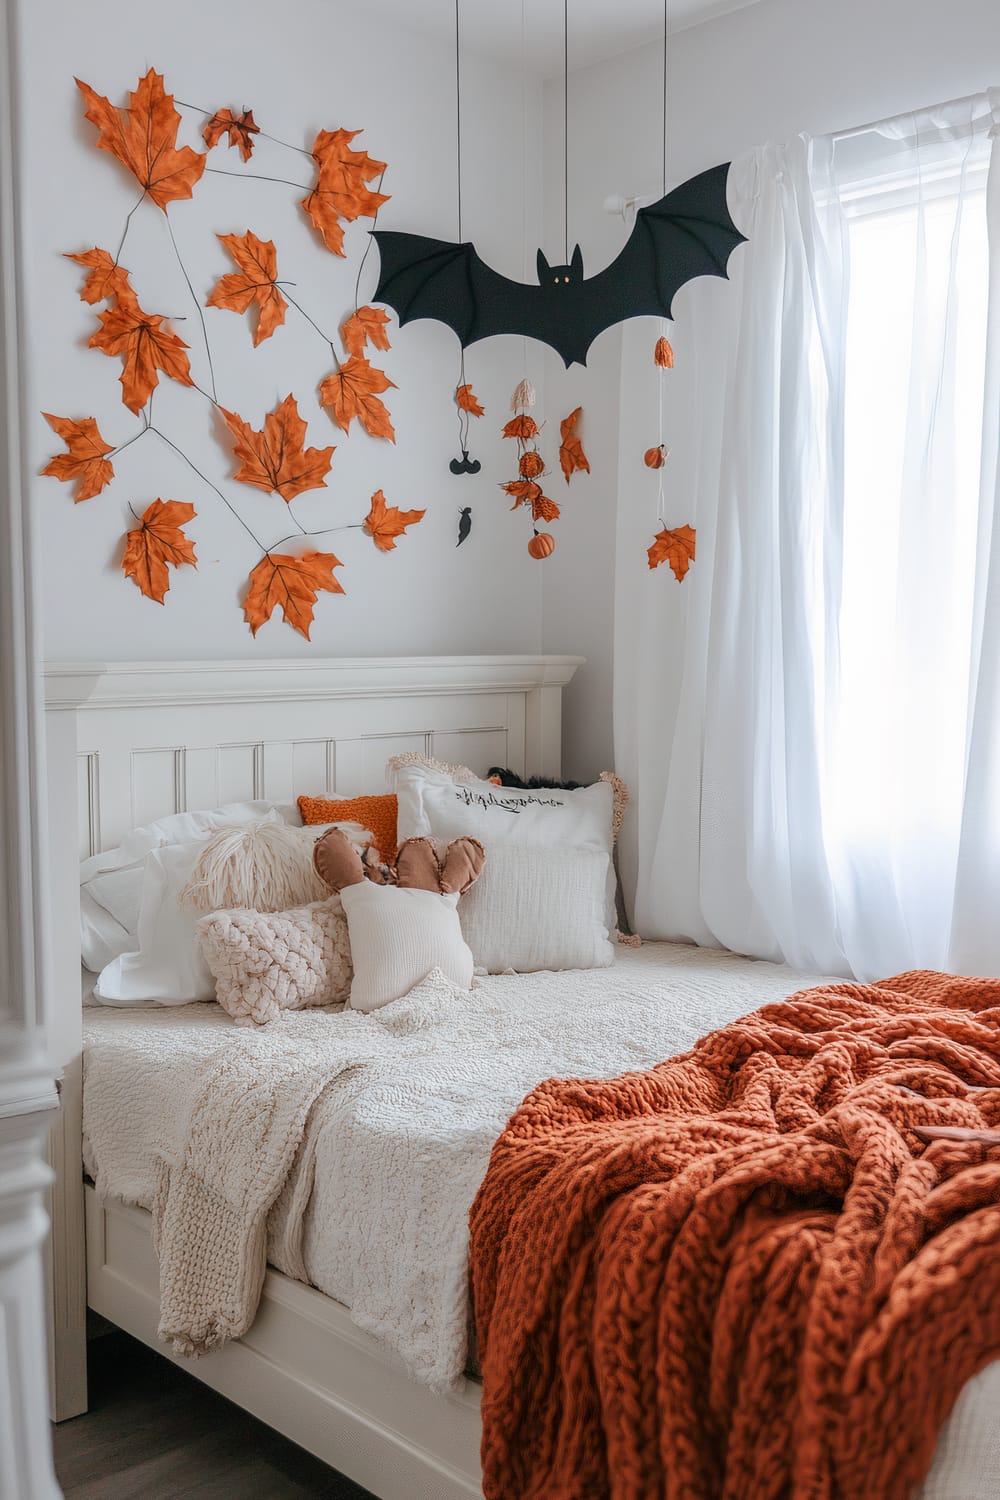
[
  {"x1": 372, "y1": 231, "x2": 542, "y2": 348},
  {"x1": 570, "y1": 162, "x2": 747, "y2": 362}
]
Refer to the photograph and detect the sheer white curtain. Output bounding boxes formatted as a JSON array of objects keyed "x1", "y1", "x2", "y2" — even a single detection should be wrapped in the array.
[{"x1": 614, "y1": 92, "x2": 1000, "y2": 979}]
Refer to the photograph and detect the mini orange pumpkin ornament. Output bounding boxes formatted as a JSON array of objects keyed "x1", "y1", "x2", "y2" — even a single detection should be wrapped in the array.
[
  {"x1": 644, "y1": 444, "x2": 668, "y2": 469},
  {"x1": 519, "y1": 449, "x2": 545, "y2": 479},
  {"x1": 528, "y1": 531, "x2": 555, "y2": 560}
]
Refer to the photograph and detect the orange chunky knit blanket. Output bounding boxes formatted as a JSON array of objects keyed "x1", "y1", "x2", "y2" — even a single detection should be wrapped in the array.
[{"x1": 469, "y1": 971, "x2": 1000, "y2": 1500}]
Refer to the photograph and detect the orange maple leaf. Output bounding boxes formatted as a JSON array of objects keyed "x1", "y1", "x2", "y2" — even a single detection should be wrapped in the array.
[
  {"x1": 647, "y1": 523, "x2": 696, "y2": 581},
  {"x1": 122, "y1": 499, "x2": 197, "y2": 602},
  {"x1": 456, "y1": 384, "x2": 485, "y2": 417},
  {"x1": 558, "y1": 406, "x2": 590, "y2": 484},
  {"x1": 502, "y1": 413, "x2": 539, "y2": 440},
  {"x1": 301, "y1": 128, "x2": 390, "y2": 257},
  {"x1": 64, "y1": 248, "x2": 137, "y2": 309},
  {"x1": 503, "y1": 479, "x2": 541, "y2": 510},
  {"x1": 221, "y1": 395, "x2": 334, "y2": 503},
  {"x1": 41, "y1": 413, "x2": 115, "y2": 502},
  {"x1": 76, "y1": 69, "x2": 205, "y2": 211},
  {"x1": 363, "y1": 489, "x2": 426, "y2": 552},
  {"x1": 341, "y1": 305, "x2": 391, "y2": 359},
  {"x1": 319, "y1": 356, "x2": 396, "y2": 441},
  {"x1": 203, "y1": 107, "x2": 259, "y2": 162},
  {"x1": 243, "y1": 551, "x2": 344, "y2": 639},
  {"x1": 89, "y1": 297, "x2": 193, "y2": 414},
  {"x1": 207, "y1": 231, "x2": 287, "y2": 347},
  {"x1": 532, "y1": 492, "x2": 561, "y2": 523}
]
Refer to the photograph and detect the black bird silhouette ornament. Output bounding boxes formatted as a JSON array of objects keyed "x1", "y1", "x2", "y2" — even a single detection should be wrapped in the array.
[
  {"x1": 372, "y1": 163, "x2": 746, "y2": 368},
  {"x1": 457, "y1": 506, "x2": 472, "y2": 546}
]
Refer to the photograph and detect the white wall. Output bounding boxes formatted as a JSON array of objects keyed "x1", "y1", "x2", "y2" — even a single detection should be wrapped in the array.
[
  {"x1": 16, "y1": 0, "x2": 546, "y2": 664},
  {"x1": 541, "y1": 0, "x2": 999, "y2": 778}
]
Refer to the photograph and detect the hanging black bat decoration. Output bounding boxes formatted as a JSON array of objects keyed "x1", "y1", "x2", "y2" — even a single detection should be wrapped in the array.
[
  {"x1": 450, "y1": 449, "x2": 481, "y2": 476},
  {"x1": 372, "y1": 163, "x2": 746, "y2": 368},
  {"x1": 456, "y1": 506, "x2": 472, "y2": 546}
]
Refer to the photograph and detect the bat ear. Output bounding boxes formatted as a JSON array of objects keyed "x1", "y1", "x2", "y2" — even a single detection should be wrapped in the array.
[
  {"x1": 536, "y1": 247, "x2": 552, "y2": 283},
  {"x1": 571, "y1": 244, "x2": 583, "y2": 276}
]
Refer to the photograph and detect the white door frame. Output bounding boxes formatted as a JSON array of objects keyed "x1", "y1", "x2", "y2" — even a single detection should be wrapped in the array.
[{"x1": 0, "y1": 0, "x2": 66, "y2": 1492}]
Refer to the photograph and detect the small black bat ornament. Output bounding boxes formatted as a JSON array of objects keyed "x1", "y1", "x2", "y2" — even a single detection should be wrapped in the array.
[
  {"x1": 372, "y1": 163, "x2": 746, "y2": 368},
  {"x1": 450, "y1": 449, "x2": 481, "y2": 476}
]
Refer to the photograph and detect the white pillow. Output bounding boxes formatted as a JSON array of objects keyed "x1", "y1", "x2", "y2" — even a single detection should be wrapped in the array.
[
  {"x1": 340, "y1": 882, "x2": 473, "y2": 1013},
  {"x1": 80, "y1": 888, "x2": 134, "y2": 973},
  {"x1": 393, "y1": 763, "x2": 614, "y2": 852},
  {"x1": 94, "y1": 841, "x2": 213, "y2": 1005},
  {"x1": 459, "y1": 845, "x2": 614, "y2": 973},
  {"x1": 80, "y1": 800, "x2": 299, "y2": 970}
]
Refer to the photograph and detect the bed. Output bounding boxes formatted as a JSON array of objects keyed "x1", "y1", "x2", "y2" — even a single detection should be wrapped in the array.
[{"x1": 44, "y1": 656, "x2": 1000, "y2": 1500}]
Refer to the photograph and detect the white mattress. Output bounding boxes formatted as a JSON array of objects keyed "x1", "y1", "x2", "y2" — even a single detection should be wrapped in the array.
[{"x1": 81, "y1": 941, "x2": 1000, "y2": 1496}]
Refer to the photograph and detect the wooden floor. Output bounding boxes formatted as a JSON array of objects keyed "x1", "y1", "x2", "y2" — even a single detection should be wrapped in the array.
[{"x1": 52, "y1": 1330, "x2": 376, "y2": 1499}]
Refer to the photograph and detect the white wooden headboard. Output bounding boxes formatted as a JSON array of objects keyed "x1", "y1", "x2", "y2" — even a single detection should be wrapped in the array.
[
  {"x1": 41, "y1": 653, "x2": 582, "y2": 1419},
  {"x1": 44, "y1": 656, "x2": 582, "y2": 860}
]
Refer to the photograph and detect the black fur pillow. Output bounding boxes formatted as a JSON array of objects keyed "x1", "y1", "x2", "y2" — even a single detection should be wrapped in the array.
[{"x1": 486, "y1": 766, "x2": 589, "y2": 791}]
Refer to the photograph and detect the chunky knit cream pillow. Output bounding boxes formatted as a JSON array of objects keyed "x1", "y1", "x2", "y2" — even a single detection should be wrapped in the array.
[{"x1": 197, "y1": 896, "x2": 352, "y2": 1027}]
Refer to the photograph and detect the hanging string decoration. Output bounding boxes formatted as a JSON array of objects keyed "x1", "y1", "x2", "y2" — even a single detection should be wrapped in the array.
[
  {"x1": 41, "y1": 68, "x2": 424, "y2": 638},
  {"x1": 645, "y1": 0, "x2": 699, "y2": 583},
  {"x1": 501, "y1": 383, "x2": 560, "y2": 559}
]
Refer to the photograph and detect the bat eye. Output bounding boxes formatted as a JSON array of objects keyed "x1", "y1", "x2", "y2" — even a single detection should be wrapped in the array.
[
  {"x1": 553, "y1": 276, "x2": 558, "y2": 284},
  {"x1": 564, "y1": 276, "x2": 570, "y2": 283}
]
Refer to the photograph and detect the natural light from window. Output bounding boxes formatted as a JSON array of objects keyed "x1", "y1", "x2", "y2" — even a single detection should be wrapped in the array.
[{"x1": 828, "y1": 164, "x2": 989, "y2": 910}]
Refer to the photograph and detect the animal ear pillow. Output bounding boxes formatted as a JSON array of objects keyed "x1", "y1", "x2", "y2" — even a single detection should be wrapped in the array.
[{"x1": 313, "y1": 828, "x2": 485, "y2": 1013}]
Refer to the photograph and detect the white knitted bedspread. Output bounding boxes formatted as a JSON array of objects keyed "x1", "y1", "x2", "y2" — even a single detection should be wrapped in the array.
[{"x1": 81, "y1": 942, "x2": 1000, "y2": 1497}]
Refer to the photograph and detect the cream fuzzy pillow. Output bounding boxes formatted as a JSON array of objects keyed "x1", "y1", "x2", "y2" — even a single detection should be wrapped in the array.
[{"x1": 197, "y1": 896, "x2": 353, "y2": 1027}]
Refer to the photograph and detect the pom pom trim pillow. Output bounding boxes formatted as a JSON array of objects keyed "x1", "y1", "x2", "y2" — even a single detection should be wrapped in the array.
[{"x1": 388, "y1": 754, "x2": 623, "y2": 972}]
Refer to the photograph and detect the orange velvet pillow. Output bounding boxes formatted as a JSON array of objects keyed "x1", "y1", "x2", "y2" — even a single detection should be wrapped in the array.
[{"x1": 297, "y1": 794, "x2": 398, "y2": 863}]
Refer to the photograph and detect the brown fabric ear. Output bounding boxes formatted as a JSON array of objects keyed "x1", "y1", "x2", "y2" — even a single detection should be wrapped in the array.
[
  {"x1": 438, "y1": 836, "x2": 486, "y2": 894},
  {"x1": 313, "y1": 827, "x2": 367, "y2": 892},
  {"x1": 394, "y1": 835, "x2": 486, "y2": 894},
  {"x1": 393, "y1": 837, "x2": 446, "y2": 893}
]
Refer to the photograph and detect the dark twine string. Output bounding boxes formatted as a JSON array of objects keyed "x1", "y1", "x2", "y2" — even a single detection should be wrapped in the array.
[
  {"x1": 164, "y1": 212, "x2": 217, "y2": 403},
  {"x1": 663, "y1": 0, "x2": 669, "y2": 196},
  {"x1": 455, "y1": 0, "x2": 464, "y2": 242},
  {"x1": 564, "y1": 0, "x2": 569, "y2": 262}
]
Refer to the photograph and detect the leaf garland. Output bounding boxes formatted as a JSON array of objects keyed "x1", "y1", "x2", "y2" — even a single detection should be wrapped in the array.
[
  {"x1": 46, "y1": 67, "x2": 429, "y2": 640},
  {"x1": 41, "y1": 413, "x2": 115, "y2": 502},
  {"x1": 207, "y1": 231, "x2": 287, "y2": 346},
  {"x1": 363, "y1": 489, "x2": 426, "y2": 551},
  {"x1": 647, "y1": 524, "x2": 696, "y2": 581},
  {"x1": 319, "y1": 356, "x2": 396, "y2": 441},
  {"x1": 221, "y1": 394, "x2": 334, "y2": 502},
  {"x1": 501, "y1": 386, "x2": 559, "y2": 549},
  {"x1": 301, "y1": 128, "x2": 390, "y2": 257},
  {"x1": 76, "y1": 69, "x2": 205, "y2": 210},
  {"x1": 243, "y1": 551, "x2": 344, "y2": 639},
  {"x1": 203, "y1": 107, "x2": 259, "y2": 161},
  {"x1": 122, "y1": 499, "x2": 197, "y2": 601}
]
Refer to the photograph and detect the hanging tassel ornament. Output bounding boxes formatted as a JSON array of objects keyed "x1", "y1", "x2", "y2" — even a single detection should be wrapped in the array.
[{"x1": 511, "y1": 377, "x2": 536, "y2": 410}]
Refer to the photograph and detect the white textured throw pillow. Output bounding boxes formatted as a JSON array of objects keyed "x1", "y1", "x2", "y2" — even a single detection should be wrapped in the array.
[
  {"x1": 459, "y1": 845, "x2": 614, "y2": 973},
  {"x1": 197, "y1": 897, "x2": 352, "y2": 1027},
  {"x1": 340, "y1": 882, "x2": 474, "y2": 1013}
]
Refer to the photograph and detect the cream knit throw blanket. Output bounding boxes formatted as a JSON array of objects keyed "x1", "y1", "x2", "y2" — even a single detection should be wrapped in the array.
[{"x1": 152, "y1": 973, "x2": 464, "y2": 1354}]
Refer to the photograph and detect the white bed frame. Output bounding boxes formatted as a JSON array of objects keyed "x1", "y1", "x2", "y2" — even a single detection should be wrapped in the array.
[{"x1": 43, "y1": 653, "x2": 582, "y2": 1498}]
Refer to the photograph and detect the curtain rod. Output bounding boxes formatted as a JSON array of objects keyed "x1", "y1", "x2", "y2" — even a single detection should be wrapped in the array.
[{"x1": 831, "y1": 86, "x2": 997, "y2": 143}]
